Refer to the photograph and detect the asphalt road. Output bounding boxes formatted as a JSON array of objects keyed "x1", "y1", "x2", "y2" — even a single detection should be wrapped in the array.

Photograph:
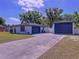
[{"x1": 0, "y1": 33, "x2": 65, "y2": 59}]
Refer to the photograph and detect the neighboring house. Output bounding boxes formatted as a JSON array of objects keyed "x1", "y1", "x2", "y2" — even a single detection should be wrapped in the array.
[
  {"x1": 6, "y1": 23, "x2": 46, "y2": 34},
  {"x1": 0, "y1": 25, "x2": 5, "y2": 32}
]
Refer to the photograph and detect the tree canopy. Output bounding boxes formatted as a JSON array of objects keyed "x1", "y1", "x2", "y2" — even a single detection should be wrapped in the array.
[
  {"x1": 19, "y1": 11, "x2": 42, "y2": 24},
  {"x1": 45, "y1": 8, "x2": 63, "y2": 27},
  {"x1": 74, "y1": 11, "x2": 79, "y2": 22},
  {"x1": 0, "y1": 17, "x2": 5, "y2": 25},
  {"x1": 19, "y1": 8, "x2": 79, "y2": 28}
]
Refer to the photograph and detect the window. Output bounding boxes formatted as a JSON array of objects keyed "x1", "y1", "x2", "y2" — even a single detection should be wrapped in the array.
[{"x1": 20, "y1": 25, "x2": 25, "y2": 32}]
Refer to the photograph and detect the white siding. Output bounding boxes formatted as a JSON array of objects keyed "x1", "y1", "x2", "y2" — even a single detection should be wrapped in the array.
[
  {"x1": 25, "y1": 26, "x2": 32, "y2": 34},
  {"x1": 15, "y1": 26, "x2": 21, "y2": 34},
  {"x1": 40, "y1": 27, "x2": 43, "y2": 32},
  {"x1": 6, "y1": 27, "x2": 10, "y2": 32},
  {"x1": 15, "y1": 26, "x2": 32, "y2": 34},
  {"x1": 73, "y1": 23, "x2": 79, "y2": 35},
  {"x1": 74, "y1": 29, "x2": 79, "y2": 34},
  {"x1": 72, "y1": 23, "x2": 75, "y2": 34},
  {"x1": 44, "y1": 24, "x2": 54, "y2": 33},
  {"x1": 7, "y1": 27, "x2": 14, "y2": 32},
  {"x1": 40, "y1": 27, "x2": 53, "y2": 33}
]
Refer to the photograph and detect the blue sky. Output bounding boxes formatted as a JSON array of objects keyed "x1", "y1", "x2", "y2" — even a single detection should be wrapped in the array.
[{"x1": 0, "y1": 0, "x2": 79, "y2": 25}]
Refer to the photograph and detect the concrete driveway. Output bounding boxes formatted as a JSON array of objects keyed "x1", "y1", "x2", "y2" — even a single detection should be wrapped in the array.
[{"x1": 0, "y1": 33, "x2": 65, "y2": 59}]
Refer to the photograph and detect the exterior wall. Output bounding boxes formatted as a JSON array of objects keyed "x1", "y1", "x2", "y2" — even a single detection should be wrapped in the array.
[
  {"x1": 74, "y1": 28, "x2": 79, "y2": 34},
  {"x1": 40, "y1": 27, "x2": 44, "y2": 32},
  {"x1": 43, "y1": 27, "x2": 53, "y2": 33},
  {"x1": 52, "y1": 24, "x2": 55, "y2": 33},
  {"x1": 40, "y1": 27, "x2": 48, "y2": 33},
  {"x1": 25, "y1": 26, "x2": 32, "y2": 34},
  {"x1": 72, "y1": 23, "x2": 79, "y2": 35},
  {"x1": 72, "y1": 23, "x2": 75, "y2": 34},
  {"x1": 7, "y1": 25, "x2": 47, "y2": 34},
  {"x1": 12, "y1": 27, "x2": 15, "y2": 33},
  {"x1": 15, "y1": 26, "x2": 32, "y2": 34},
  {"x1": 6, "y1": 27, "x2": 12, "y2": 32},
  {"x1": 6, "y1": 27, "x2": 9, "y2": 32}
]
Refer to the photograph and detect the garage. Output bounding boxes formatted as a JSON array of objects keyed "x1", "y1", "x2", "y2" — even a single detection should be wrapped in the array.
[
  {"x1": 54, "y1": 21, "x2": 74, "y2": 34},
  {"x1": 32, "y1": 26, "x2": 40, "y2": 34}
]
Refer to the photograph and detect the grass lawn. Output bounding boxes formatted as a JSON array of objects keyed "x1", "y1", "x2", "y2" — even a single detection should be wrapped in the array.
[
  {"x1": 38, "y1": 35, "x2": 79, "y2": 59},
  {"x1": 0, "y1": 32, "x2": 32, "y2": 43}
]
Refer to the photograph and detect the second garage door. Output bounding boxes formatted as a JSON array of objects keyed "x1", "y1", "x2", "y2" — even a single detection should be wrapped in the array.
[{"x1": 54, "y1": 22, "x2": 73, "y2": 34}]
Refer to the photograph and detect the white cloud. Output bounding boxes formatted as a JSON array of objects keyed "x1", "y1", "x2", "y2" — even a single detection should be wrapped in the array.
[
  {"x1": 18, "y1": 0, "x2": 45, "y2": 11},
  {"x1": 5, "y1": 17, "x2": 20, "y2": 25},
  {"x1": 22, "y1": 7, "x2": 34, "y2": 11},
  {"x1": 9, "y1": 17, "x2": 20, "y2": 22}
]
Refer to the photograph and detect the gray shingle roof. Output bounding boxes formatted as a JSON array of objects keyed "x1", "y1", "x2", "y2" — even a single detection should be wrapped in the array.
[{"x1": 7, "y1": 23, "x2": 46, "y2": 27}]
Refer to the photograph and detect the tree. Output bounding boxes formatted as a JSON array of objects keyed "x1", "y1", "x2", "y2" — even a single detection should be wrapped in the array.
[
  {"x1": 19, "y1": 10, "x2": 42, "y2": 24},
  {"x1": 0, "y1": 17, "x2": 5, "y2": 25},
  {"x1": 45, "y1": 8, "x2": 63, "y2": 27},
  {"x1": 19, "y1": 12, "x2": 30, "y2": 24},
  {"x1": 40, "y1": 16, "x2": 50, "y2": 27},
  {"x1": 74, "y1": 11, "x2": 79, "y2": 22},
  {"x1": 73, "y1": 11, "x2": 79, "y2": 28},
  {"x1": 62, "y1": 14, "x2": 74, "y2": 21}
]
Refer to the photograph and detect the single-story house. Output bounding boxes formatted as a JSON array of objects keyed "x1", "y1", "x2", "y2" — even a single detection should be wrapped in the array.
[
  {"x1": 0, "y1": 25, "x2": 5, "y2": 32},
  {"x1": 6, "y1": 23, "x2": 46, "y2": 34},
  {"x1": 53, "y1": 21, "x2": 76, "y2": 34}
]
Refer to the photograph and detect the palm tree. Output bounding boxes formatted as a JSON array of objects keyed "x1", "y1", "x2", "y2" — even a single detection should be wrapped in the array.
[
  {"x1": 45, "y1": 8, "x2": 63, "y2": 27},
  {"x1": 19, "y1": 12, "x2": 30, "y2": 24}
]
